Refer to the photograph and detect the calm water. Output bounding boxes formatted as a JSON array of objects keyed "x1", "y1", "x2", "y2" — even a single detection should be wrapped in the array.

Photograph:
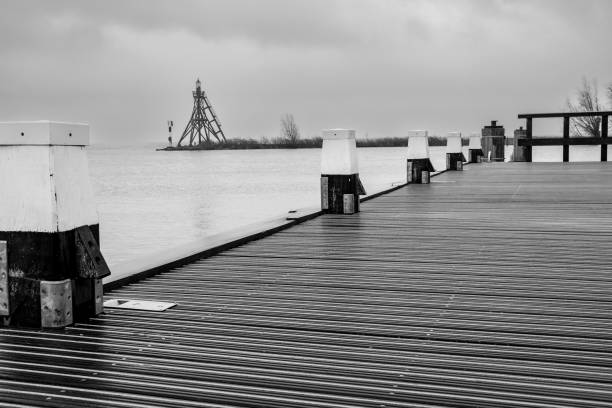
[{"x1": 89, "y1": 144, "x2": 609, "y2": 265}]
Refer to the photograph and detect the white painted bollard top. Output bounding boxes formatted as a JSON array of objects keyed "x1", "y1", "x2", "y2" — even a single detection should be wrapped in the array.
[
  {"x1": 468, "y1": 133, "x2": 482, "y2": 149},
  {"x1": 321, "y1": 129, "x2": 358, "y2": 175},
  {"x1": 446, "y1": 132, "x2": 463, "y2": 153},
  {"x1": 407, "y1": 130, "x2": 430, "y2": 159},
  {"x1": 0, "y1": 121, "x2": 98, "y2": 233}
]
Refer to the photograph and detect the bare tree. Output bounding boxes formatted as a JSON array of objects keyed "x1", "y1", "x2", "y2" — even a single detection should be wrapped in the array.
[
  {"x1": 281, "y1": 113, "x2": 300, "y2": 145},
  {"x1": 608, "y1": 83, "x2": 612, "y2": 108},
  {"x1": 567, "y1": 77, "x2": 604, "y2": 137}
]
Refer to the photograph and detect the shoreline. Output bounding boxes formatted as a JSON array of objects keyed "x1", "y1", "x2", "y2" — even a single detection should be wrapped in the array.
[{"x1": 156, "y1": 136, "x2": 462, "y2": 151}]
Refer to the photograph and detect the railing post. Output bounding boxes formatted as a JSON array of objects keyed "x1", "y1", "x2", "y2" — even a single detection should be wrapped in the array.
[
  {"x1": 525, "y1": 117, "x2": 532, "y2": 162},
  {"x1": 0, "y1": 121, "x2": 110, "y2": 328},
  {"x1": 602, "y1": 115, "x2": 608, "y2": 162},
  {"x1": 406, "y1": 130, "x2": 434, "y2": 183},
  {"x1": 320, "y1": 129, "x2": 363, "y2": 214},
  {"x1": 563, "y1": 116, "x2": 570, "y2": 162}
]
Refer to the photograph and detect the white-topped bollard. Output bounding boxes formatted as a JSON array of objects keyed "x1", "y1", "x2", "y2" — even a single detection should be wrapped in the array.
[
  {"x1": 406, "y1": 130, "x2": 435, "y2": 184},
  {"x1": 446, "y1": 132, "x2": 465, "y2": 171},
  {"x1": 468, "y1": 133, "x2": 484, "y2": 163},
  {"x1": 320, "y1": 129, "x2": 365, "y2": 214},
  {"x1": 0, "y1": 121, "x2": 110, "y2": 328}
]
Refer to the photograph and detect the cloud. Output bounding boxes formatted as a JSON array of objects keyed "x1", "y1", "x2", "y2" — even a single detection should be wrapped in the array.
[
  {"x1": 1, "y1": 0, "x2": 365, "y2": 50},
  {"x1": 0, "y1": 0, "x2": 611, "y2": 143}
]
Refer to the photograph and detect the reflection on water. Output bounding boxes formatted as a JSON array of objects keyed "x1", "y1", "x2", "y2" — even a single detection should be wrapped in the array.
[
  {"x1": 89, "y1": 144, "x2": 607, "y2": 264},
  {"x1": 90, "y1": 145, "x2": 413, "y2": 264}
]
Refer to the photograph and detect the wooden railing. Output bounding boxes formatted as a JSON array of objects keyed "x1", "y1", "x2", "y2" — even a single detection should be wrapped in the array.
[{"x1": 517, "y1": 111, "x2": 611, "y2": 162}]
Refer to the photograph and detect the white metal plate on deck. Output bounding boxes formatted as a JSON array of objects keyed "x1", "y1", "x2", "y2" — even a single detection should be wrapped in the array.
[{"x1": 104, "y1": 299, "x2": 176, "y2": 311}]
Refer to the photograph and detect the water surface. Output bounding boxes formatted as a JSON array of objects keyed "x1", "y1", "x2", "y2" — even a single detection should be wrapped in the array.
[{"x1": 89, "y1": 144, "x2": 607, "y2": 264}]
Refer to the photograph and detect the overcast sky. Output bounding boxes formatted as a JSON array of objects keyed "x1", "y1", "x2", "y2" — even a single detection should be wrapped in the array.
[{"x1": 1, "y1": 0, "x2": 611, "y2": 144}]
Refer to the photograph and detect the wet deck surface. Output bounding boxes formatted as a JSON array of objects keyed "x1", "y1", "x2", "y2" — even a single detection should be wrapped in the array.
[{"x1": 3, "y1": 162, "x2": 612, "y2": 407}]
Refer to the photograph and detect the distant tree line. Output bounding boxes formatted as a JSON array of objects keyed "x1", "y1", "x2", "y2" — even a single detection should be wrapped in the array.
[
  {"x1": 356, "y1": 136, "x2": 463, "y2": 147},
  {"x1": 202, "y1": 137, "x2": 322, "y2": 150},
  {"x1": 169, "y1": 112, "x2": 474, "y2": 151},
  {"x1": 183, "y1": 135, "x2": 466, "y2": 150}
]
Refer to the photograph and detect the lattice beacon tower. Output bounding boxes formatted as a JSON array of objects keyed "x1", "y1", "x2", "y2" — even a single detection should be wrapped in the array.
[{"x1": 177, "y1": 79, "x2": 226, "y2": 146}]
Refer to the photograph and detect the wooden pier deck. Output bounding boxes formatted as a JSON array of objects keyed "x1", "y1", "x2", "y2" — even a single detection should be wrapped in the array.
[{"x1": 2, "y1": 162, "x2": 612, "y2": 407}]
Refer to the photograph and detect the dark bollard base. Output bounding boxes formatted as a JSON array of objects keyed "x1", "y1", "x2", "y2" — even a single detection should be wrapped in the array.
[
  {"x1": 321, "y1": 174, "x2": 362, "y2": 214},
  {"x1": 446, "y1": 153, "x2": 466, "y2": 170},
  {"x1": 0, "y1": 225, "x2": 109, "y2": 328},
  {"x1": 407, "y1": 159, "x2": 435, "y2": 184},
  {"x1": 469, "y1": 149, "x2": 484, "y2": 163}
]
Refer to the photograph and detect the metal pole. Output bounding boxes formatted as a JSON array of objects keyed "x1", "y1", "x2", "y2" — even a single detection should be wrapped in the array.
[
  {"x1": 563, "y1": 116, "x2": 569, "y2": 162},
  {"x1": 526, "y1": 117, "x2": 532, "y2": 163},
  {"x1": 602, "y1": 115, "x2": 608, "y2": 162}
]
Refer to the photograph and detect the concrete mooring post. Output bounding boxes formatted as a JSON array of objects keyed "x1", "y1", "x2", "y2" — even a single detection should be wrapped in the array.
[
  {"x1": 513, "y1": 127, "x2": 527, "y2": 162},
  {"x1": 320, "y1": 129, "x2": 365, "y2": 214},
  {"x1": 406, "y1": 130, "x2": 435, "y2": 184},
  {"x1": 446, "y1": 132, "x2": 465, "y2": 170},
  {"x1": 468, "y1": 133, "x2": 484, "y2": 163},
  {"x1": 481, "y1": 120, "x2": 505, "y2": 161},
  {"x1": 0, "y1": 121, "x2": 110, "y2": 328}
]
